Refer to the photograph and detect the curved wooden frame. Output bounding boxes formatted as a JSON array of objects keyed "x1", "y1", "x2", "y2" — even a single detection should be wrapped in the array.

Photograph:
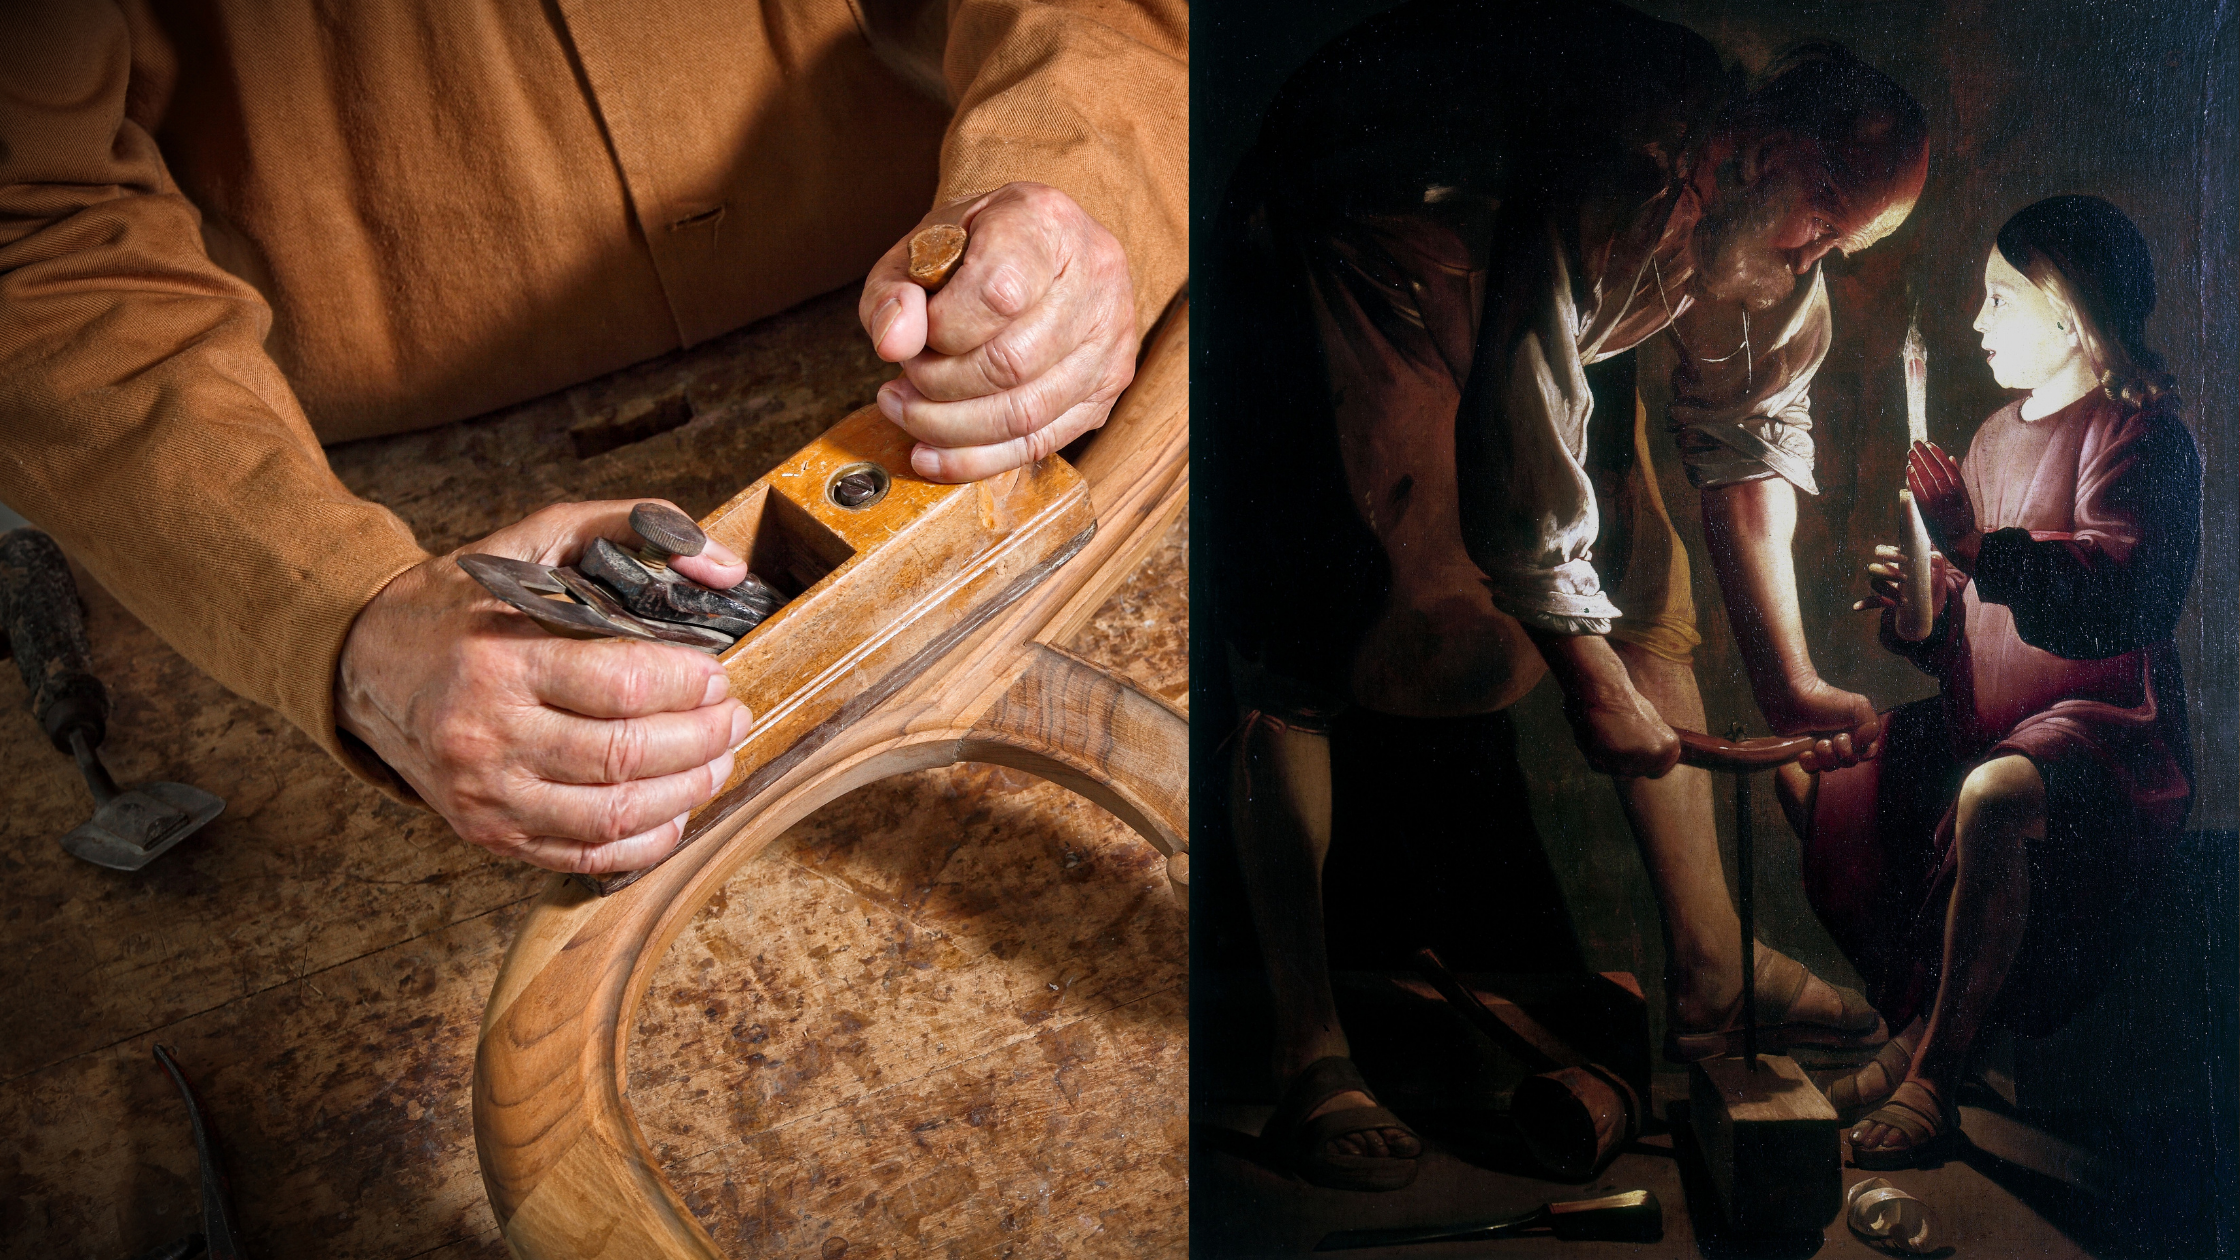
[{"x1": 473, "y1": 305, "x2": 1190, "y2": 1258}]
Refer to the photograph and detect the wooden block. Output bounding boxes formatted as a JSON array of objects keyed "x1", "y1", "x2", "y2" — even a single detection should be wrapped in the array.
[
  {"x1": 1687, "y1": 1053, "x2": 1841, "y2": 1234},
  {"x1": 582, "y1": 403, "x2": 1096, "y2": 894}
]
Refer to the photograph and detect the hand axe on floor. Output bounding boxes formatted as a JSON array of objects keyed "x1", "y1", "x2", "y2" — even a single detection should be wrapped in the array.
[{"x1": 2, "y1": 528, "x2": 224, "y2": 869}]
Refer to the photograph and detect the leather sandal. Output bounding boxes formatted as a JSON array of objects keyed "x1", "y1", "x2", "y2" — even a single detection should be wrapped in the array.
[
  {"x1": 1849, "y1": 1079, "x2": 1960, "y2": 1170},
  {"x1": 1665, "y1": 944, "x2": 1889, "y2": 1064},
  {"x1": 1262, "y1": 1056, "x2": 1421, "y2": 1192},
  {"x1": 1829, "y1": 1024, "x2": 1920, "y2": 1122}
]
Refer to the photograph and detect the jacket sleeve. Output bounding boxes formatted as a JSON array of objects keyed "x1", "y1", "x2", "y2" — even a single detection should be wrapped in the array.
[
  {"x1": 0, "y1": 4, "x2": 429, "y2": 794},
  {"x1": 934, "y1": 0, "x2": 1188, "y2": 338},
  {"x1": 1971, "y1": 402, "x2": 2201, "y2": 660}
]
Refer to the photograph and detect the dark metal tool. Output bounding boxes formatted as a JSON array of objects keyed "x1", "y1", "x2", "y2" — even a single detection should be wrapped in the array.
[
  {"x1": 148, "y1": 1044, "x2": 247, "y2": 1260},
  {"x1": 459, "y1": 502, "x2": 788, "y2": 651},
  {"x1": 623, "y1": 503, "x2": 787, "y2": 618},
  {"x1": 1, "y1": 529, "x2": 224, "y2": 870},
  {"x1": 1731, "y1": 720, "x2": 1760, "y2": 1069},
  {"x1": 1315, "y1": 1190, "x2": 1665, "y2": 1251}
]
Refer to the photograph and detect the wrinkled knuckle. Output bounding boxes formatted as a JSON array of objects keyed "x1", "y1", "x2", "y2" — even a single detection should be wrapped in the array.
[
  {"x1": 981, "y1": 334, "x2": 1032, "y2": 391},
  {"x1": 429, "y1": 717, "x2": 489, "y2": 774},
  {"x1": 996, "y1": 390, "x2": 1042, "y2": 441},
  {"x1": 606, "y1": 658, "x2": 654, "y2": 713},
  {"x1": 1022, "y1": 421, "x2": 1064, "y2": 464},
  {"x1": 601, "y1": 721, "x2": 646, "y2": 783},
  {"x1": 983, "y1": 265, "x2": 1031, "y2": 319},
  {"x1": 591, "y1": 789, "x2": 641, "y2": 845},
  {"x1": 1016, "y1": 181, "x2": 1066, "y2": 215}
]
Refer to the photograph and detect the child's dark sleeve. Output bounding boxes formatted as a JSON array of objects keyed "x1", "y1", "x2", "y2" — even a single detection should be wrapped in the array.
[{"x1": 1971, "y1": 404, "x2": 2201, "y2": 660}]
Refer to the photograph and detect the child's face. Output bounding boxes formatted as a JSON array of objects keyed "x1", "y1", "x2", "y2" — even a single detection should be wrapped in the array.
[{"x1": 1973, "y1": 250, "x2": 2085, "y2": 391}]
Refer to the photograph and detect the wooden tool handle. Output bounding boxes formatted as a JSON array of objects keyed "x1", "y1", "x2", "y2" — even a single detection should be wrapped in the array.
[
  {"x1": 907, "y1": 224, "x2": 967, "y2": 291},
  {"x1": 0, "y1": 527, "x2": 110, "y2": 753},
  {"x1": 1673, "y1": 727, "x2": 1815, "y2": 771}
]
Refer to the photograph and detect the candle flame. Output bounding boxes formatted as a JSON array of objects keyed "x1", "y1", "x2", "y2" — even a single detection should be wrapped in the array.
[{"x1": 1903, "y1": 312, "x2": 1928, "y2": 445}]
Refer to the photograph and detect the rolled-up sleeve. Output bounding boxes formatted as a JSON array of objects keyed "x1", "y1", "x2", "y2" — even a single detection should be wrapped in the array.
[
  {"x1": 1665, "y1": 265, "x2": 1831, "y2": 493},
  {"x1": 0, "y1": 5, "x2": 428, "y2": 792},
  {"x1": 1454, "y1": 214, "x2": 1624, "y2": 635},
  {"x1": 935, "y1": 0, "x2": 1188, "y2": 339}
]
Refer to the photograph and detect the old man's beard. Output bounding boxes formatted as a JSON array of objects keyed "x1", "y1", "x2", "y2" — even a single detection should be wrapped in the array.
[{"x1": 1692, "y1": 192, "x2": 1800, "y2": 311}]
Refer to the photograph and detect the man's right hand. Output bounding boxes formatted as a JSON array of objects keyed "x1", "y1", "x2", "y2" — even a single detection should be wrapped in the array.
[
  {"x1": 334, "y1": 501, "x2": 754, "y2": 875},
  {"x1": 1529, "y1": 631, "x2": 1682, "y2": 778}
]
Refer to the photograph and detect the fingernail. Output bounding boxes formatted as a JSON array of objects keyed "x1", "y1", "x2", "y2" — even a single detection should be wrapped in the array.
[
  {"x1": 911, "y1": 444, "x2": 941, "y2": 478},
  {"x1": 872, "y1": 299, "x2": 900, "y2": 348},
  {"x1": 702, "y1": 537, "x2": 743, "y2": 567},
  {"x1": 729, "y1": 703, "x2": 753, "y2": 746},
  {"x1": 878, "y1": 383, "x2": 905, "y2": 422},
  {"x1": 703, "y1": 672, "x2": 731, "y2": 706}
]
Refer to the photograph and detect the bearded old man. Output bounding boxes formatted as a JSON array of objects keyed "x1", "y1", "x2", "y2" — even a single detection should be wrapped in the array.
[{"x1": 1204, "y1": 0, "x2": 1927, "y2": 1190}]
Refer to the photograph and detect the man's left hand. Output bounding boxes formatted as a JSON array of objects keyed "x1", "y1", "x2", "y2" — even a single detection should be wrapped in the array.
[{"x1": 858, "y1": 183, "x2": 1137, "y2": 483}]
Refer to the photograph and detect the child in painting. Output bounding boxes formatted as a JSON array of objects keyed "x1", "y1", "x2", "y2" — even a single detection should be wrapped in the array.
[{"x1": 1785, "y1": 195, "x2": 2200, "y2": 1168}]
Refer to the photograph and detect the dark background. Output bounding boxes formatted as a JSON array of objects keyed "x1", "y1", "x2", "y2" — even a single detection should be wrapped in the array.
[{"x1": 1190, "y1": 0, "x2": 2236, "y2": 1246}]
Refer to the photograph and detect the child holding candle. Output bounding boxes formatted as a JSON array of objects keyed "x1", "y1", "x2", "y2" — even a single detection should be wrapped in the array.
[{"x1": 1781, "y1": 195, "x2": 2200, "y2": 1168}]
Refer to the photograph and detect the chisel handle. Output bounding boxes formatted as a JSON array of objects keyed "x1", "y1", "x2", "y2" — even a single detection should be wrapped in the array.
[
  {"x1": 907, "y1": 224, "x2": 968, "y2": 291},
  {"x1": 0, "y1": 527, "x2": 109, "y2": 753}
]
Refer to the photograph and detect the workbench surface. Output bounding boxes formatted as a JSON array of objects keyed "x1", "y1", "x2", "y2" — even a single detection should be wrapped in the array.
[{"x1": 0, "y1": 286, "x2": 1186, "y2": 1258}]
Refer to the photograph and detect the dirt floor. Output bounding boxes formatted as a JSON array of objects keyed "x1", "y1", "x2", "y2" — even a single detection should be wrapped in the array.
[{"x1": 0, "y1": 285, "x2": 1186, "y2": 1258}]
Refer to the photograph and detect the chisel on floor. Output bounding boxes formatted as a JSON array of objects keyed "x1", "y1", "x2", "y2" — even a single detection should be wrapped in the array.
[{"x1": 1314, "y1": 1189, "x2": 1664, "y2": 1250}]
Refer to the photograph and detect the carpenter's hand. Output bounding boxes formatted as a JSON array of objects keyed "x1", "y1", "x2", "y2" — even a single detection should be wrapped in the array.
[
  {"x1": 1858, "y1": 542, "x2": 1950, "y2": 619},
  {"x1": 334, "y1": 501, "x2": 753, "y2": 874},
  {"x1": 1755, "y1": 676, "x2": 1877, "y2": 751},
  {"x1": 859, "y1": 182, "x2": 1137, "y2": 483},
  {"x1": 1794, "y1": 715, "x2": 1886, "y2": 774},
  {"x1": 1532, "y1": 632, "x2": 1682, "y2": 778},
  {"x1": 1907, "y1": 441, "x2": 1979, "y2": 558}
]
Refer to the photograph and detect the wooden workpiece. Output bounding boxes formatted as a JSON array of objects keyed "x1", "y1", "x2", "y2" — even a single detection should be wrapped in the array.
[
  {"x1": 0, "y1": 285, "x2": 1186, "y2": 1258},
  {"x1": 474, "y1": 298, "x2": 1187, "y2": 1256}
]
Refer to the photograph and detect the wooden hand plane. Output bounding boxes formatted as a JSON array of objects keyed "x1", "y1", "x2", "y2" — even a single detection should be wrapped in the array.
[{"x1": 580, "y1": 402, "x2": 1096, "y2": 894}]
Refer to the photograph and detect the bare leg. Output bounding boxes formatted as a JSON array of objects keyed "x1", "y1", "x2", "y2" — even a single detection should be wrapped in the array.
[
  {"x1": 1703, "y1": 479, "x2": 1875, "y2": 736},
  {"x1": 1610, "y1": 642, "x2": 1735, "y2": 1028},
  {"x1": 1773, "y1": 761, "x2": 1815, "y2": 841},
  {"x1": 1231, "y1": 714, "x2": 1419, "y2": 1159},
  {"x1": 1852, "y1": 755, "x2": 2042, "y2": 1153},
  {"x1": 1612, "y1": 642, "x2": 1855, "y2": 1031}
]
